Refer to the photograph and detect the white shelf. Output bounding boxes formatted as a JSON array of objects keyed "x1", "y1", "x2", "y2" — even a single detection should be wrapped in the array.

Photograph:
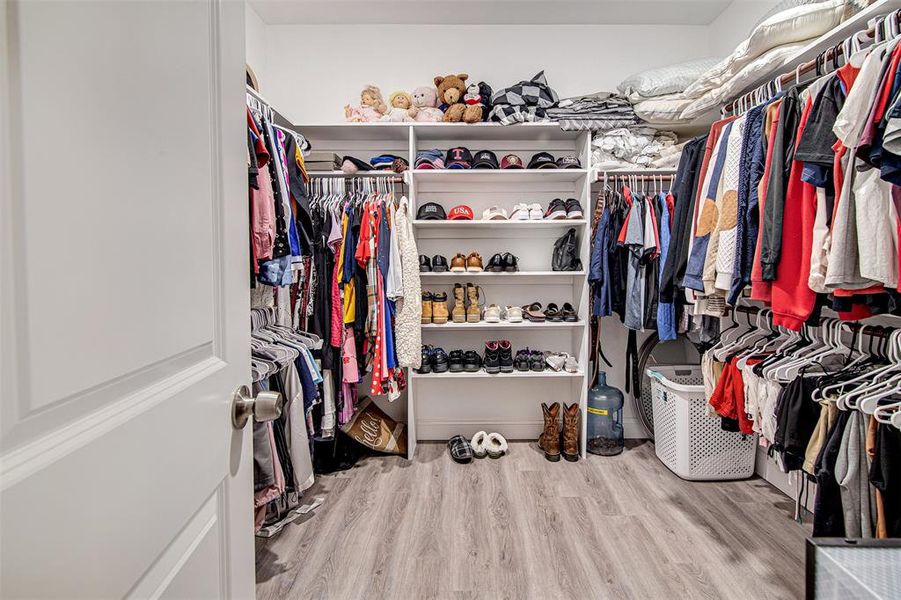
[
  {"x1": 421, "y1": 320, "x2": 583, "y2": 330},
  {"x1": 411, "y1": 370, "x2": 584, "y2": 379},
  {"x1": 411, "y1": 168, "x2": 589, "y2": 183},
  {"x1": 293, "y1": 121, "x2": 583, "y2": 143},
  {"x1": 420, "y1": 271, "x2": 585, "y2": 283}
]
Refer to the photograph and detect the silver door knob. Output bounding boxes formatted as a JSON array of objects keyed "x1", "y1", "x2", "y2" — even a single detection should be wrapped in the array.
[{"x1": 231, "y1": 385, "x2": 282, "y2": 429}]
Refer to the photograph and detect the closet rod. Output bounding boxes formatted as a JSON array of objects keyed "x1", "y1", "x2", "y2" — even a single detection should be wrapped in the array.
[
  {"x1": 724, "y1": 8, "x2": 901, "y2": 114},
  {"x1": 307, "y1": 172, "x2": 406, "y2": 184},
  {"x1": 733, "y1": 305, "x2": 895, "y2": 339}
]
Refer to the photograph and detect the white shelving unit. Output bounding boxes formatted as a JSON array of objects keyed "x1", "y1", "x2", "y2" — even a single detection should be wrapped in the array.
[{"x1": 299, "y1": 123, "x2": 592, "y2": 458}]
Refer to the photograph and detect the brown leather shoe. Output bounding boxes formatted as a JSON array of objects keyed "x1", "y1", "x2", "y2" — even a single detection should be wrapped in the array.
[
  {"x1": 538, "y1": 402, "x2": 561, "y2": 462},
  {"x1": 451, "y1": 284, "x2": 466, "y2": 323},
  {"x1": 450, "y1": 253, "x2": 467, "y2": 273},
  {"x1": 562, "y1": 403, "x2": 580, "y2": 462},
  {"x1": 466, "y1": 252, "x2": 483, "y2": 272}
]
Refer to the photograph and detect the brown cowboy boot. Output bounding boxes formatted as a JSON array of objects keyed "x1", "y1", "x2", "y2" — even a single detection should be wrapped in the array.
[
  {"x1": 538, "y1": 402, "x2": 561, "y2": 462},
  {"x1": 562, "y1": 403, "x2": 580, "y2": 462}
]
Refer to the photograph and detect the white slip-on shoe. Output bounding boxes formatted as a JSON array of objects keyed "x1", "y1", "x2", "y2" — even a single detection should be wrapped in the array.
[
  {"x1": 482, "y1": 206, "x2": 508, "y2": 221},
  {"x1": 504, "y1": 305, "x2": 523, "y2": 323},
  {"x1": 510, "y1": 203, "x2": 530, "y2": 220},
  {"x1": 471, "y1": 431, "x2": 489, "y2": 458},
  {"x1": 486, "y1": 433, "x2": 508, "y2": 458},
  {"x1": 528, "y1": 203, "x2": 544, "y2": 220}
]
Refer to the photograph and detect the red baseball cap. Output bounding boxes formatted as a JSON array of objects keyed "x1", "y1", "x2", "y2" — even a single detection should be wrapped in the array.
[
  {"x1": 501, "y1": 154, "x2": 524, "y2": 169},
  {"x1": 447, "y1": 205, "x2": 474, "y2": 220}
]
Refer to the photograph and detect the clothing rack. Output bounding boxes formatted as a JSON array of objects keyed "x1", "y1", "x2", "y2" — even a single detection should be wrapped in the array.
[
  {"x1": 246, "y1": 85, "x2": 311, "y2": 152},
  {"x1": 733, "y1": 304, "x2": 896, "y2": 339},
  {"x1": 724, "y1": 7, "x2": 901, "y2": 114}
]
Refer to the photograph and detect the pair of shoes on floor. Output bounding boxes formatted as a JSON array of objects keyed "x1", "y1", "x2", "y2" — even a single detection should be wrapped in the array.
[
  {"x1": 513, "y1": 348, "x2": 547, "y2": 372},
  {"x1": 538, "y1": 402, "x2": 580, "y2": 463},
  {"x1": 448, "y1": 432, "x2": 508, "y2": 463},
  {"x1": 452, "y1": 283, "x2": 484, "y2": 323},
  {"x1": 485, "y1": 253, "x2": 518, "y2": 272},
  {"x1": 483, "y1": 304, "x2": 522, "y2": 323},
  {"x1": 545, "y1": 352, "x2": 579, "y2": 373},
  {"x1": 543, "y1": 198, "x2": 584, "y2": 220},
  {"x1": 450, "y1": 252, "x2": 483, "y2": 272},
  {"x1": 419, "y1": 254, "x2": 448, "y2": 272},
  {"x1": 421, "y1": 291, "x2": 449, "y2": 324}
]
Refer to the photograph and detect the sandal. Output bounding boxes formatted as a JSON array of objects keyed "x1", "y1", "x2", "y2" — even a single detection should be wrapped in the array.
[
  {"x1": 544, "y1": 303, "x2": 562, "y2": 322},
  {"x1": 560, "y1": 302, "x2": 578, "y2": 322},
  {"x1": 522, "y1": 302, "x2": 545, "y2": 322}
]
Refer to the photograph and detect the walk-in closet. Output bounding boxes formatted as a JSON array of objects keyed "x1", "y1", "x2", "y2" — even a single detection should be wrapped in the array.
[{"x1": 2, "y1": 0, "x2": 901, "y2": 598}]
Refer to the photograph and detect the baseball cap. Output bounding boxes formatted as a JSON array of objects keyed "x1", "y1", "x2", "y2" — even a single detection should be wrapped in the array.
[
  {"x1": 448, "y1": 205, "x2": 474, "y2": 220},
  {"x1": 415, "y1": 149, "x2": 445, "y2": 170},
  {"x1": 555, "y1": 155, "x2": 582, "y2": 169},
  {"x1": 341, "y1": 155, "x2": 372, "y2": 174},
  {"x1": 501, "y1": 154, "x2": 524, "y2": 169},
  {"x1": 527, "y1": 152, "x2": 557, "y2": 169},
  {"x1": 472, "y1": 150, "x2": 499, "y2": 169},
  {"x1": 416, "y1": 202, "x2": 447, "y2": 221},
  {"x1": 445, "y1": 147, "x2": 473, "y2": 169}
]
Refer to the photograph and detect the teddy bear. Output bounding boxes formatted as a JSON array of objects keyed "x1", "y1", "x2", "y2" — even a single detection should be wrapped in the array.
[
  {"x1": 409, "y1": 86, "x2": 444, "y2": 122},
  {"x1": 381, "y1": 91, "x2": 415, "y2": 122},
  {"x1": 435, "y1": 74, "x2": 481, "y2": 123},
  {"x1": 462, "y1": 83, "x2": 484, "y2": 122},
  {"x1": 344, "y1": 85, "x2": 387, "y2": 122}
]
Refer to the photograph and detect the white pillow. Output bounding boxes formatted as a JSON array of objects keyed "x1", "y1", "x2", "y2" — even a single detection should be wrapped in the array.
[
  {"x1": 617, "y1": 58, "x2": 719, "y2": 100},
  {"x1": 683, "y1": 0, "x2": 846, "y2": 98},
  {"x1": 680, "y1": 42, "x2": 806, "y2": 120},
  {"x1": 633, "y1": 94, "x2": 695, "y2": 124}
]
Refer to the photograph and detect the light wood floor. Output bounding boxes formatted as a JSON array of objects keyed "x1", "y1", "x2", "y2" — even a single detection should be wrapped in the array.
[{"x1": 256, "y1": 441, "x2": 811, "y2": 600}]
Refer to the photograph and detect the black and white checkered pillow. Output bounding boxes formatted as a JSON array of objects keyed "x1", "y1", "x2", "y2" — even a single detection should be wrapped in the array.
[{"x1": 491, "y1": 70, "x2": 559, "y2": 109}]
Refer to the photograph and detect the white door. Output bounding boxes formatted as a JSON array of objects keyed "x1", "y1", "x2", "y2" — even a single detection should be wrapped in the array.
[{"x1": 0, "y1": 1, "x2": 256, "y2": 597}]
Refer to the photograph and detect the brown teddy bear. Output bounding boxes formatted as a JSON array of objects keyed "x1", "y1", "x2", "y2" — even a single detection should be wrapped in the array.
[{"x1": 434, "y1": 74, "x2": 481, "y2": 123}]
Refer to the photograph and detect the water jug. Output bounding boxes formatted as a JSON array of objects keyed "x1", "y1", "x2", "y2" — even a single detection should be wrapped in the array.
[{"x1": 587, "y1": 371, "x2": 624, "y2": 456}]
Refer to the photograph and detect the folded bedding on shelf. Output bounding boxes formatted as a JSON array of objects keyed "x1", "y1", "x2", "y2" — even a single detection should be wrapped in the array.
[
  {"x1": 591, "y1": 127, "x2": 679, "y2": 169},
  {"x1": 546, "y1": 92, "x2": 639, "y2": 131},
  {"x1": 618, "y1": 58, "x2": 719, "y2": 102},
  {"x1": 632, "y1": 93, "x2": 696, "y2": 125}
]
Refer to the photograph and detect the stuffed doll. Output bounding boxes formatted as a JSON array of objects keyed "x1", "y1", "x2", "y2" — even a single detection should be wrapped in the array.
[
  {"x1": 380, "y1": 91, "x2": 415, "y2": 122},
  {"x1": 462, "y1": 83, "x2": 483, "y2": 123},
  {"x1": 409, "y1": 86, "x2": 444, "y2": 122},
  {"x1": 434, "y1": 74, "x2": 470, "y2": 122},
  {"x1": 344, "y1": 85, "x2": 387, "y2": 122}
]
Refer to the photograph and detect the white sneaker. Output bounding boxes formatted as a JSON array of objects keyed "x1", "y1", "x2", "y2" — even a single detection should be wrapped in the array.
[
  {"x1": 486, "y1": 432, "x2": 508, "y2": 458},
  {"x1": 484, "y1": 304, "x2": 502, "y2": 323},
  {"x1": 545, "y1": 352, "x2": 569, "y2": 372},
  {"x1": 528, "y1": 203, "x2": 543, "y2": 220},
  {"x1": 471, "y1": 431, "x2": 489, "y2": 458},
  {"x1": 510, "y1": 203, "x2": 530, "y2": 220},
  {"x1": 564, "y1": 355, "x2": 579, "y2": 373},
  {"x1": 504, "y1": 305, "x2": 523, "y2": 323}
]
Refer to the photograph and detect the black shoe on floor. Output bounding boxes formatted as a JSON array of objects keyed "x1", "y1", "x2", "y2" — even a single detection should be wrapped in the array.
[
  {"x1": 463, "y1": 350, "x2": 483, "y2": 372},
  {"x1": 432, "y1": 347, "x2": 450, "y2": 373},
  {"x1": 484, "y1": 341, "x2": 500, "y2": 374},
  {"x1": 419, "y1": 254, "x2": 432, "y2": 272},
  {"x1": 448, "y1": 350, "x2": 464, "y2": 373},
  {"x1": 432, "y1": 254, "x2": 449, "y2": 273},
  {"x1": 498, "y1": 340, "x2": 514, "y2": 373}
]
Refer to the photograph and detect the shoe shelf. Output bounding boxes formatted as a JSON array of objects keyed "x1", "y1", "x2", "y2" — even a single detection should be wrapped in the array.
[
  {"x1": 420, "y1": 271, "x2": 585, "y2": 283},
  {"x1": 410, "y1": 168, "x2": 590, "y2": 184},
  {"x1": 420, "y1": 320, "x2": 584, "y2": 330},
  {"x1": 413, "y1": 219, "x2": 586, "y2": 240},
  {"x1": 411, "y1": 370, "x2": 584, "y2": 379}
]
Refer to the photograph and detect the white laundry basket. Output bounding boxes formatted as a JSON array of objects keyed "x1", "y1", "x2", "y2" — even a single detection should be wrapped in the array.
[{"x1": 647, "y1": 366, "x2": 756, "y2": 481}]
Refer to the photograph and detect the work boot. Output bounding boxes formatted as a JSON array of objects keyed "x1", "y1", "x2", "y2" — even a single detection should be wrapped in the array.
[
  {"x1": 431, "y1": 292, "x2": 449, "y2": 324},
  {"x1": 562, "y1": 403, "x2": 580, "y2": 462},
  {"x1": 466, "y1": 283, "x2": 482, "y2": 323},
  {"x1": 538, "y1": 402, "x2": 561, "y2": 462},
  {"x1": 421, "y1": 291, "x2": 433, "y2": 324},
  {"x1": 452, "y1": 284, "x2": 466, "y2": 323}
]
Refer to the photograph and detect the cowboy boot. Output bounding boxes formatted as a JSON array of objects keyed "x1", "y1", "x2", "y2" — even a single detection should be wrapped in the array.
[
  {"x1": 452, "y1": 283, "x2": 466, "y2": 323},
  {"x1": 538, "y1": 402, "x2": 561, "y2": 462},
  {"x1": 562, "y1": 403, "x2": 580, "y2": 462}
]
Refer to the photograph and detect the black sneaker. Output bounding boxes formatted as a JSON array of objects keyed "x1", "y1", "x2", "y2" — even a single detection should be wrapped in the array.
[
  {"x1": 484, "y1": 341, "x2": 500, "y2": 374},
  {"x1": 463, "y1": 350, "x2": 483, "y2": 373},
  {"x1": 543, "y1": 198, "x2": 567, "y2": 220},
  {"x1": 530, "y1": 350, "x2": 545, "y2": 372},
  {"x1": 416, "y1": 345, "x2": 433, "y2": 374},
  {"x1": 419, "y1": 255, "x2": 432, "y2": 272},
  {"x1": 564, "y1": 198, "x2": 584, "y2": 220},
  {"x1": 448, "y1": 350, "x2": 464, "y2": 373},
  {"x1": 502, "y1": 252, "x2": 519, "y2": 272},
  {"x1": 498, "y1": 340, "x2": 514, "y2": 373},
  {"x1": 432, "y1": 254, "x2": 449, "y2": 273},
  {"x1": 432, "y1": 347, "x2": 450, "y2": 373},
  {"x1": 514, "y1": 348, "x2": 531, "y2": 371},
  {"x1": 486, "y1": 253, "x2": 504, "y2": 272}
]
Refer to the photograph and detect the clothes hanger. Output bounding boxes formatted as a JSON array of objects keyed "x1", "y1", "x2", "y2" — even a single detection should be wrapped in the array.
[{"x1": 834, "y1": 330, "x2": 901, "y2": 410}]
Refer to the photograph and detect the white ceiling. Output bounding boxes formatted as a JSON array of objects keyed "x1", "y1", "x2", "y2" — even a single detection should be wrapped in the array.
[{"x1": 250, "y1": 0, "x2": 736, "y2": 26}]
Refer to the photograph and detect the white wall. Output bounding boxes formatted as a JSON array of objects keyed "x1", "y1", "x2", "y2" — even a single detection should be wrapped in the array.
[
  {"x1": 258, "y1": 23, "x2": 711, "y2": 123},
  {"x1": 708, "y1": 0, "x2": 779, "y2": 56},
  {"x1": 245, "y1": 2, "x2": 268, "y2": 92}
]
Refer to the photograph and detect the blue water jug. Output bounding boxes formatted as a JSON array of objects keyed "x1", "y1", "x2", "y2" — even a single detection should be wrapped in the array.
[{"x1": 587, "y1": 371, "x2": 624, "y2": 456}]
